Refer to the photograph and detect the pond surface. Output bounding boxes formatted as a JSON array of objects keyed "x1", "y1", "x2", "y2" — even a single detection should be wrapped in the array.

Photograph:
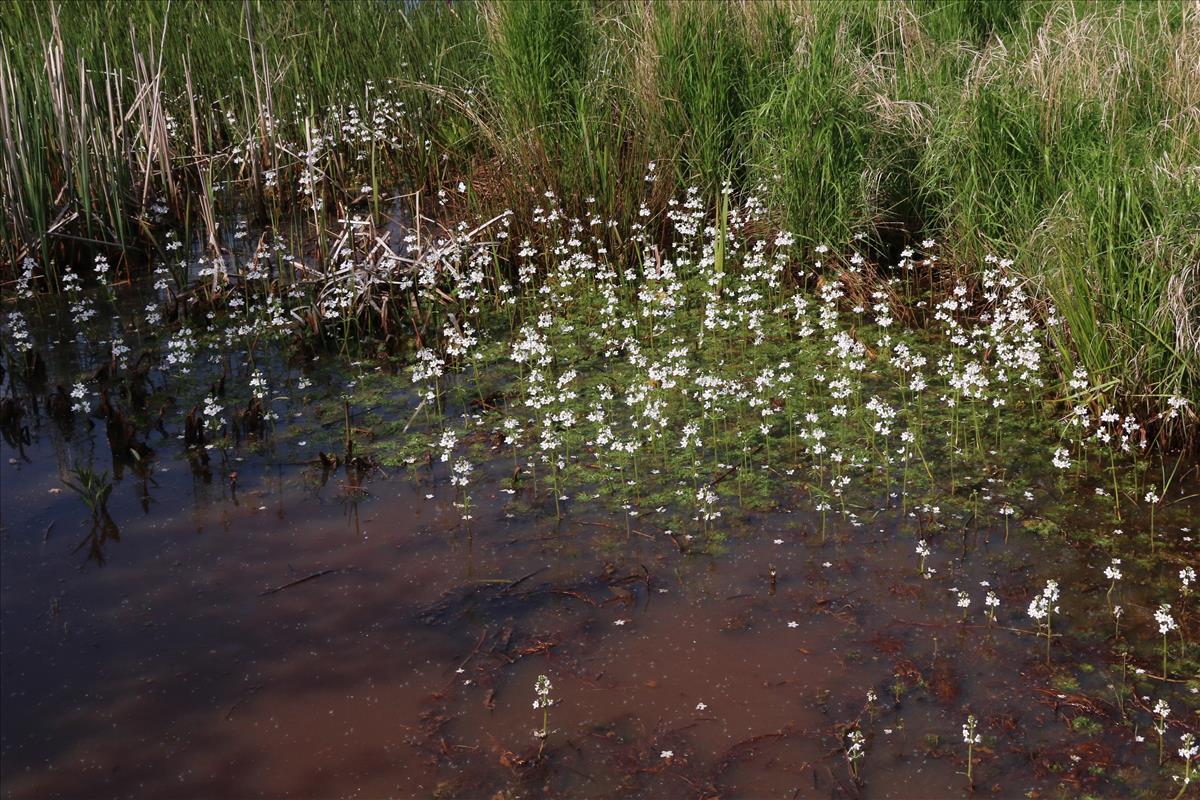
[{"x1": 1, "y1": 286, "x2": 1197, "y2": 800}]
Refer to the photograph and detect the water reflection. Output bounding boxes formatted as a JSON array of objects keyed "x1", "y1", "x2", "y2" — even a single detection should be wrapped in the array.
[
  {"x1": 70, "y1": 508, "x2": 121, "y2": 568},
  {"x1": 1, "y1": 292, "x2": 1197, "y2": 800}
]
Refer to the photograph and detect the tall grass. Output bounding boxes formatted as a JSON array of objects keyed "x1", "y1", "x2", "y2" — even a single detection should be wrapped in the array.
[
  {"x1": 0, "y1": 0, "x2": 483, "y2": 271},
  {"x1": 1, "y1": 0, "x2": 1196, "y2": 443},
  {"x1": 912, "y1": 1, "x2": 1200, "y2": 428}
]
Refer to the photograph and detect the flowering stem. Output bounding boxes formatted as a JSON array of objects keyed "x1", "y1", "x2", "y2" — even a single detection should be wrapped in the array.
[
  {"x1": 1109, "y1": 449, "x2": 1120, "y2": 521},
  {"x1": 1150, "y1": 503, "x2": 1156, "y2": 555}
]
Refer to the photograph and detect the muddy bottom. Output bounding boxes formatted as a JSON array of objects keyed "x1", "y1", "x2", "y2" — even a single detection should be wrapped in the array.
[{"x1": 3, "y1": 421, "x2": 1195, "y2": 800}]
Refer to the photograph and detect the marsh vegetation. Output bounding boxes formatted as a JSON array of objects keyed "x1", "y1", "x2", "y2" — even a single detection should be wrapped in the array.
[{"x1": 1, "y1": 1, "x2": 1197, "y2": 798}]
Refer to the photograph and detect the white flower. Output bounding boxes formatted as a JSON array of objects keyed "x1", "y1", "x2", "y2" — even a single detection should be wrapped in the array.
[
  {"x1": 1154, "y1": 604, "x2": 1177, "y2": 635},
  {"x1": 1052, "y1": 447, "x2": 1071, "y2": 470},
  {"x1": 1179, "y1": 733, "x2": 1197, "y2": 761},
  {"x1": 1166, "y1": 395, "x2": 1189, "y2": 419},
  {"x1": 962, "y1": 715, "x2": 981, "y2": 745},
  {"x1": 1180, "y1": 566, "x2": 1196, "y2": 594},
  {"x1": 1104, "y1": 558, "x2": 1122, "y2": 582},
  {"x1": 846, "y1": 729, "x2": 865, "y2": 761},
  {"x1": 249, "y1": 369, "x2": 268, "y2": 400},
  {"x1": 202, "y1": 395, "x2": 224, "y2": 431},
  {"x1": 450, "y1": 457, "x2": 473, "y2": 487},
  {"x1": 1028, "y1": 580, "x2": 1059, "y2": 621},
  {"x1": 680, "y1": 421, "x2": 701, "y2": 449},
  {"x1": 70, "y1": 382, "x2": 90, "y2": 414},
  {"x1": 533, "y1": 674, "x2": 553, "y2": 709},
  {"x1": 437, "y1": 430, "x2": 457, "y2": 463}
]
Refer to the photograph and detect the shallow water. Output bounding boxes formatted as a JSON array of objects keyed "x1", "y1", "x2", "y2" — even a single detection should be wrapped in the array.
[{"x1": 1, "y1": 293, "x2": 1197, "y2": 799}]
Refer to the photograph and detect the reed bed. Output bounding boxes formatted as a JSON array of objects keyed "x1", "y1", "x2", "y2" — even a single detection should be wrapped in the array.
[{"x1": 0, "y1": 0, "x2": 1196, "y2": 445}]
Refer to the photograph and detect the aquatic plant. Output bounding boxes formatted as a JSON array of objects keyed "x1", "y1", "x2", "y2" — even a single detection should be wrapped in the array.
[
  {"x1": 1027, "y1": 579, "x2": 1060, "y2": 665},
  {"x1": 1177, "y1": 733, "x2": 1197, "y2": 799},
  {"x1": 1104, "y1": 558, "x2": 1122, "y2": 608},
  {"x1": 68, "y1": 382, "x2": 89, "y2": 414},
  {"x1": 61, "y1": 463, "x2": 112, "y2": 515},
  {"x1": 0, "y1": 55, "x2": 1197, "y2": 792},
  {"x1": 983, "y1": 585, "x2": 1000, "y2": 625},
  {"x1": 962, "y1": 713, "x2": 981, "y2": 789},
  {"x1": 1154, "y1": 699, "x2": 1171, "y2": 766},
  {"x1": 1145, "y1": 488, "x2": 1162, "y2": 554},
  {"x1": 845, "y1": 727, "x2": 865, "y2": 783},
  {"x1": 1154, "y1": 604, "x2": 1178, "y2": 678},
  {"x1": 952, "y1": 587, "x2": 971, "y2": 622},
  {"x1": 1181, "y1": 566, "x2": 1196, "y2": 597},
  {"x1": 451, "y1": 457, "x2": 474, "y2": 522},
  {"x1": 3, "y1": 1, "x2": 1198, "y2": 442},
  {"x1": 532, "y1": 673, "x2": 554, "y2": 754},
  {"x1": 915, "y1": 538, "x2": 932, "y2": 579}
]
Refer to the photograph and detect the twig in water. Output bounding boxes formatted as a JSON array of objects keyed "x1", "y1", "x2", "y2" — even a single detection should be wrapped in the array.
[
  {"x1": 401, "y1": 397, "x2": 428, "y2": 435},
  {"x1": 259, "y1": 567, "x2": 351, "y2": 596},
  {"x1": 224, "y1": 684, "x2": 264, "y2": 720},
  {"x1": 502, "y1": 566, "x2": 549, "y2": 593}
]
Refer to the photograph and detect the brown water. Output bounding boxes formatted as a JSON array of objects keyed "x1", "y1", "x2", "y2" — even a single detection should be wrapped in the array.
[{"x1": 2, "y1": 302, "x2": 1197, "y2": 799}]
